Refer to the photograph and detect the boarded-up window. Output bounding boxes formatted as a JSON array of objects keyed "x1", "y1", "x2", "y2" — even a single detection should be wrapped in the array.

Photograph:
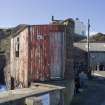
[{"x1": 15, "y1": 37, "x2": 19, "y2": 57}]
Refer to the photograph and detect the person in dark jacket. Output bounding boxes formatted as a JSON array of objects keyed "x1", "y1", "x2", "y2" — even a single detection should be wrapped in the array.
[{"x1": 74, "y1": 75, "x2": 80, "y2": 94}]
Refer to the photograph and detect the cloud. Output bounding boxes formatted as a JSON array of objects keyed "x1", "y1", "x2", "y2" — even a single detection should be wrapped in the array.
[
  {"x1": 86, "y1": 31, "x2": 98, "y2": 36},
  {"x1": 90, "y1": 32, "x2": 98, "y2": 36}
]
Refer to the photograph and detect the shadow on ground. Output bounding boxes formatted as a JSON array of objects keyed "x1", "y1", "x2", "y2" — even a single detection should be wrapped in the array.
[{"x1": 71, "y1": 76, "x2": 105, "y2": 105}]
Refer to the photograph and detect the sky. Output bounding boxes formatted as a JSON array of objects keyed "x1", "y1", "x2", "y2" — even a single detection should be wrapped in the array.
[{"x1": 0, "y1": 0, "x2": 105, "y2": 34}]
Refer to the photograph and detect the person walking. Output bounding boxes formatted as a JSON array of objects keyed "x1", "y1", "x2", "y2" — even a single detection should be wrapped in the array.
[{"x1": 79, "y1": 71, "x2": 88, "y2": 88}]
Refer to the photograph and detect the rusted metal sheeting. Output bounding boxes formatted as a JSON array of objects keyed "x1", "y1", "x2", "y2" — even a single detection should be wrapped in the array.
[
  {"x1": 29, "y1": 25, "x2": 65, "y2": 81},
  {"x1": 50, "y1": 32, "x2": 64, "y2": 79}
]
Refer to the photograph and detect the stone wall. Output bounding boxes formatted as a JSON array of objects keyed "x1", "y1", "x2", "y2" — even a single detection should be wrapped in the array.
[
  {"x1": 64, "y1": 19, "x2": 74, "y2": 80},
  {"x1": 0, "y1": 90, "x2": 61, "y2": 105}
]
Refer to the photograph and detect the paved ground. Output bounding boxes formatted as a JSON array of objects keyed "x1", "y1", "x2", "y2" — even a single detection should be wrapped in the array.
[
  {"x1": 93, "y1": 71, "x2": 105, "y2": 78},
  {"x1": 70, "y1": 75, "x2": 105, "y2": 105}
]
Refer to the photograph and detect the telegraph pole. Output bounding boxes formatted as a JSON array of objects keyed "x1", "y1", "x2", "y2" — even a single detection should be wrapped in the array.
[{"x1": 87, "y1": 19, "x2": 91, "y2": 78}]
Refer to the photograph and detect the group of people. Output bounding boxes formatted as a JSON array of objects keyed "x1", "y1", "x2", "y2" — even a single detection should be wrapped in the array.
[{"x1": 74, "y1": 71, "x2": 88, "y2": 94}]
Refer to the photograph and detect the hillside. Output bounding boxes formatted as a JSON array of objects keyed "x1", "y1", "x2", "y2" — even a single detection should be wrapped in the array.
[
  {"x1": 0, "y1": 24, "x2": 27, "y2": 53},
  {"x1": 0, "y1": 29, "x2": 12, "y2": 53},
  {"x1": 89, "y1": 33, "x2": 105, "y2": 42},
  {"x1": 80, "y1": 33, "x2": 105, "y2": 43}
]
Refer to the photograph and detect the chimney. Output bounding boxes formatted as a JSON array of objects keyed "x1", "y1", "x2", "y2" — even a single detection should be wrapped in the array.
[
  {"x1": 76, "y1": 18, "x2": 79, "y2": 20},
  {"x1": 52, "y1": 16, "x2": 54, "y2": 21}
]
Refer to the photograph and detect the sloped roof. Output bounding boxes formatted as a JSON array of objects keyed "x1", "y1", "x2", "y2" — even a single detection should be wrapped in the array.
[
  {"x1": 74, "y1": 42, "x2": 105, "y2": 52},
  {"x1": 11, "y1": 24, "x2": 28, "y2": 37}
]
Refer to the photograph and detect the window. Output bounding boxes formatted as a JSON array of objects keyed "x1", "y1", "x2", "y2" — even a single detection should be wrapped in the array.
[{"x1": 15, "y1": 37, "x2": 19, "y2": 57}]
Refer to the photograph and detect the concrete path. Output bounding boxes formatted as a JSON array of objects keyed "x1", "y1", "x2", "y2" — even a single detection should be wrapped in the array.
[
  {"x1": 71, "y1": 76, "x2": 105, "y2": 105},
  {"x1": 101, "y1": 101, "x2": 105, "y2": 105},
  {"x1": 93, "y1": 71, "x2": 105, "y2": 79}
]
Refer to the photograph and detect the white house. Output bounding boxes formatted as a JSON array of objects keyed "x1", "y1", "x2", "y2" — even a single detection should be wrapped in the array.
[{"x1": 74, "y1": 18, "x2": 86, "y2": 36}]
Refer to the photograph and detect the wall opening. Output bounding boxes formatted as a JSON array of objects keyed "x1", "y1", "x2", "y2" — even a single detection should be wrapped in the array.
[
  {"x1": 15, "y1": 37, "x2": 19, "y2": 57},
  {"x1": 0, "y1": 54, "x2": 6, "y2": 85}
]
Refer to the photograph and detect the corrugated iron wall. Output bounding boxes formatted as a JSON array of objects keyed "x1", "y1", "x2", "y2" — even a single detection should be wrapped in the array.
[
  {"x1": 10, "y1": 21, "x2": 74, "y2": 88},
  {"x1": 28, "y1": 25, "x2": 65, "y2": 81},
  {"x1": 50, "y1": 32, "x2": 64, "y2": 79},
  {"x1": 29, "y1": 25, "x2": 50, "y2": 81}
]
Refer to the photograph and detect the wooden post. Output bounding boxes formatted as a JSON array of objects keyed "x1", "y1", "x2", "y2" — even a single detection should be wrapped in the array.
[{"x1": 87, "y1": 19, "x2": 91, "y2": 78}]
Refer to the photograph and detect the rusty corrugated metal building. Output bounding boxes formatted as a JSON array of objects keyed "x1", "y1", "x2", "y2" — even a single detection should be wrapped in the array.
[{"x1": 10, "y1": 19, "x2": 74, "y2": 89}]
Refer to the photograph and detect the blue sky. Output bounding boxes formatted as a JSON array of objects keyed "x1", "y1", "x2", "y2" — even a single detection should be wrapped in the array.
[{"x1": 0, "y1": 0, "x2": 105, "y2": 34}]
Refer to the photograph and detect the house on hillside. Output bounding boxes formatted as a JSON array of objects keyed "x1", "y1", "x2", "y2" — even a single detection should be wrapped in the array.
[{"x1": 74, "y1": 18, "x2": 86, "y2": 36}]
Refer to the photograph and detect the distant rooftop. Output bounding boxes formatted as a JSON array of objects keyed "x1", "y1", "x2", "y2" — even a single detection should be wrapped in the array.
[
  {"x1": 74, "y1": 42, "x2": 105, "y2": 52},
  {"x1": 81, "y1": 33, "x2": 105, "y2": 43}
]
